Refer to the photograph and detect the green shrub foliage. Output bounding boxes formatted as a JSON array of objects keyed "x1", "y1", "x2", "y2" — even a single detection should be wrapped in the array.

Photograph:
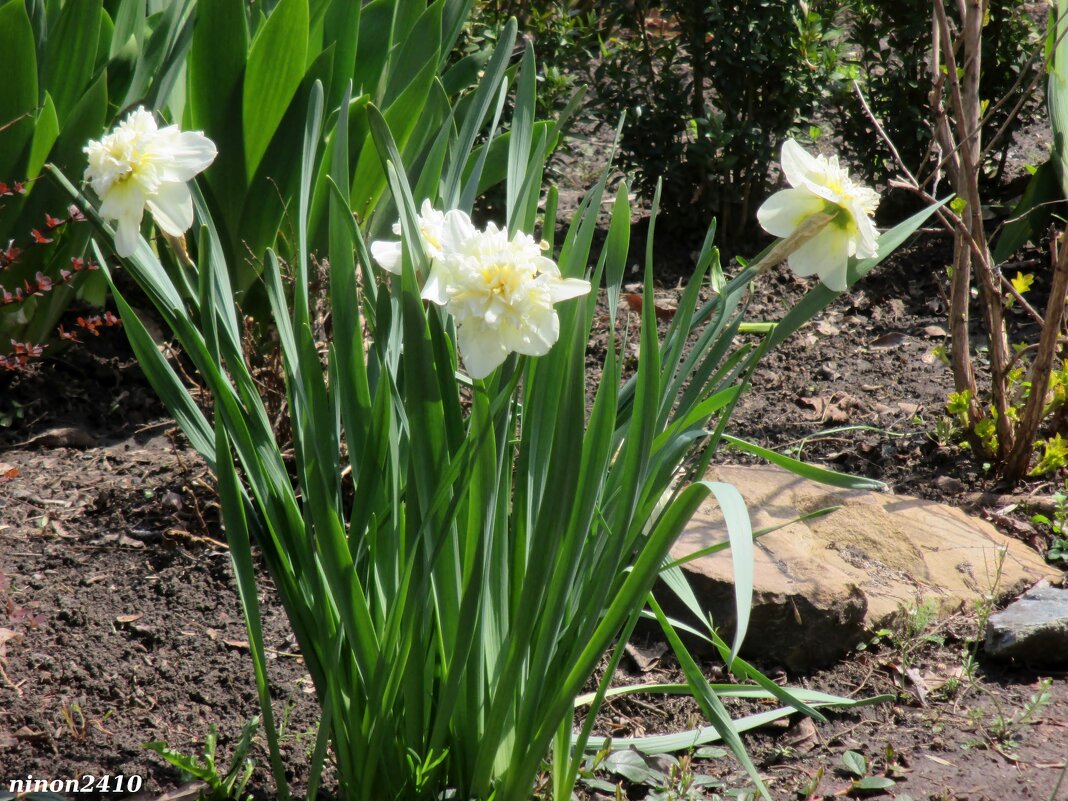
[
  {"x1": 833, "y1": 0, "x2": 1042, "y2": 185},
  {"x1": 592, "y1": 0, "x2": 842, "y2": 244}
]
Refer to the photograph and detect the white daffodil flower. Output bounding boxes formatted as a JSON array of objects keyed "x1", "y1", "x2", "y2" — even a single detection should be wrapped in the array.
[
  {"x1": 370, "y1": 199, "x2": 460, "y2": 275},
  {"x1": 756, "y1": 138, "x2": 880, "y2": 292},
  {"x1": 84, "y1": 107, "x2": 216, "y2": 257},
  {"x1": 432, "y1": 221, "x2": 590, "y2": 379}
]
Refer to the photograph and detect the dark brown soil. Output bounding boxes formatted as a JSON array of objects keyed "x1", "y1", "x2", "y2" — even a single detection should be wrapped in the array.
[{"x1": 0, "y1": 343, "x2": 324, "y2": 799}]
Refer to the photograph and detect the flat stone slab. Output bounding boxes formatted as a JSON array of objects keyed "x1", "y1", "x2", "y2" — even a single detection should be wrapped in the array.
[
  {"x1": 985, "y1": 584, "x2": 1068, "y2": 664},
  {"x1": 671, "y1": 465, "x2": 1061, "y2": 669}
]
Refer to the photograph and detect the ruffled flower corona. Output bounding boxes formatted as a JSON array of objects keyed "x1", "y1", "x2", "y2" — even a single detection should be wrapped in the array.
[
  {"x1": 84, "y1": 107, "x2": 216, "y2": 257},
  {"x1": 756, "y1": 139, "x2": 880, "y2": 292},
  {"x1": 371, "y1": 207, "x2": 590, "y2": 379}
]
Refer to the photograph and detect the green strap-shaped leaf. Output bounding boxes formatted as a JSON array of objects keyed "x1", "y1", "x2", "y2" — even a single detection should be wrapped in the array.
[
  {"x1": 323, "y1": 0, "x2": 360, "y2": 110},
  {"x1": 49, "y1": 70, "x2": 107, "y2": 174},
  {"x1": 26, "y1": 93, "x2": 59, "y2": 183},
  {"x1": 648, "y1": 594, "x2": 770, "y2": 800},
  {"x1": 381, "y1": 0, "x2": 442, "y2": 107},
  {"x1": 1050, "y1": 0, "x2": 1068, "y2": 197},
  {"x1": 188, "y1": 0, "x2": 249, "y2": 221},
  {"x1": 349, "y1": 56, "x2": 436, "y2": 218},
  {"x1": 722, "y1": 434, "x2": 886, "y2": 490},
  {"x1": 243, "y1": 0, "x2": 309, "y2": 181},
  {"x1": 991, "y1": 160, "x2": 1060, "y2": 264},
  {"x1": 41, "y1": 0, "x2": 102, "y2": 124},
  {"x1": 0, "y1": 0, "x2": 38, "y2": 181}
]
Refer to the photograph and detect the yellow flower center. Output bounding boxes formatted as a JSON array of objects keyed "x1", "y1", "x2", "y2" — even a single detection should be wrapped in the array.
[{"x1": 479, "y1": 262, "x2": 526, "y2": 298}]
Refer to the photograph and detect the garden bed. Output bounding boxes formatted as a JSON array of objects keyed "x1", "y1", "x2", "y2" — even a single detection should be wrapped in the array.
[{"x1": 2, "y1": 233, "x2": 1066, "y2": 799}]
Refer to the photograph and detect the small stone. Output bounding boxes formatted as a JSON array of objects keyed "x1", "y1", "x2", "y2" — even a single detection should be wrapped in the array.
[
  {"x1": 933, "y1": 475, "x2": 965, "y2": 494},
  {"x1": 985, "y1": 584, "x2": 1068, "y2": 664}
]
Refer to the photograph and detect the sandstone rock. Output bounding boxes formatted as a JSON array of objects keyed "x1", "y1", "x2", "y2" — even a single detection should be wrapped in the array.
[
  {"x1": 984, "y1": 584, "x2": 1068, "y2": 664},
  {"x1": 670, "y1": 465, "x2": 1061, "y2": 669}
]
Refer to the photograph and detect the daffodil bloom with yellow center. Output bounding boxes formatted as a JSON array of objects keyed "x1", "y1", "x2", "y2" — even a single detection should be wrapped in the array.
[
  {"x1": 84, "y1": 107, "x2": 216, "y2": 257},
  {"x1": 370, "y1": 199, "x2": 458, "y2": 275},
  {"x1": 756, "y1": 138, "x2": 880, "y2": 292},
  {"x1": 438, "y1": 220, "x2": 590, "y2": 379},
  {"x1": 371, "y1": 205, "x2": 590, "y2": 378}
]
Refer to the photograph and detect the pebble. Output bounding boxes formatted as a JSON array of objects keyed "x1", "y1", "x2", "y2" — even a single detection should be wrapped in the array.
[{"x1": 985, "y1": 583, "x2": 1068, "y2": 664}]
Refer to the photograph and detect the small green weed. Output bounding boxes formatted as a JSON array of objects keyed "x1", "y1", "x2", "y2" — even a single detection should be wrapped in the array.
[
  {"x1": 144, "y1": 716, "x2": 259, "y2": 801},
  {"x1": 838, "y1": 749, "x2": 897, "y2": 794},
  {"x1": 966, "y1": 678, "x2": 1053, "y2": 758},
  {"x1": 1030, "y1": 482, "x2": 1068, "y2": 565}
]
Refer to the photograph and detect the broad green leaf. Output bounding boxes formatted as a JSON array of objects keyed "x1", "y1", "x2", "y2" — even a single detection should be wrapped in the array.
[
  {"x1": 121, "y1": 0, "x2": 195, "y2": 111},
  {"x1": 0, "y1": 0, "x2": 38, "y2": 181},
  {"x1": 41, "y1": 0, "x2": 101, "y2": 124},
  {"x1": 323, "y1": 0, "x2": 359, "y2": 109},
  {"x1": 992, "y1": 160, "x2": 1060, "y2": 264},
  {"x1": 95, "y1": 6, "x2": 113, "y2": 71},
  {"x1": 852, "y1": 776, "x2": 896, "y2": 791},
  {"x1": 243, "y1": 0, "x2": 309, "y2": 180},
  {"x1": 352, "y1": 0, "x2": 391, "y2": 97},
  {"x1": 48, "y1": 71, "x2": 107, "y2": 175},
  {"x1": 349, "y1": 56, "x2": 436, "y2": 218},
  {"x1": 381, "y1": 0, "x2": 442, "y2": 107},
  {"x1": 109, "y1": 0, "x2": 145, "y2": 61},
  {"x1": 603, "y1": 751, "x2": 665, "y2": 785},
  {"x1": 236, "y1": 45, "x2": 334, "y2": 282},
  {"x1": 26, "y1": 93, "x2": 59, "y2": 183},
  {"x1": 188, "y1": 0, "x2": 249, "y2": 219},
  {"x1": 441, "y1": 49, "x2": 491, "y2": 95}
]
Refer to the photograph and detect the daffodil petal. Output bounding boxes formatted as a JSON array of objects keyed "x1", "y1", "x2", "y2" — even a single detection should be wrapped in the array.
[
  {"x1": 420, "y1": 263, "x2": 451, "y2": 305},
  {"x1": 780, "y1": 139, "x2": 822, "y2": 188},
  {"x1": 146, "y1": 180, "x2": 194, "y2": 236},
  {"x1": 788, "y1": 226, "x2": 852, "y2": 291},
  {"x1": 854, "y1": 214, "x2": 880, "y2": 259},
  {"x1": 756, "y1": 188, "x2": 825, "y2": 238},
  {"x1": 440, "y1": 209, "x2": 478, "y2": 251},
  {"x1": 370, "y1": 240, "x2": 403, "y2": 274},
  {"x1": 509, "y1": 307, "x2": 558, "y2": 355},
  {"x1": 457, "y1": 321, "x2": 509, "y2": 379},
  {"x1": 114, "y1": 210, "x2": 144, "y2": 257},
  {"x1": 547, "y1": 276, "x2": 591, "y2": 302},
  {"x1": 98, "y1": 180, "x2": 147, "y2": 225},
  {"x1": 154, "y1": 130, "x2": 218, "y2": 182}
]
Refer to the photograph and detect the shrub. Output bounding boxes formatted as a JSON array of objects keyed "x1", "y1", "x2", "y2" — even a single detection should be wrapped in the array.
[{"x1": 833, "y1": 0, "x2": 1043, "y2": 186}]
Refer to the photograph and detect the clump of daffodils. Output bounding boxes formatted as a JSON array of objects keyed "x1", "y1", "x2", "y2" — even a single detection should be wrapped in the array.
[
  {"x1": 84, "y1": 107, "x2": 216, "y2": 257},
  {"x1": 372, "y1": 205, "x2": 590, "y2": 379},
  {"x1": 756, "y1": 139, "x2": 879, "y2": 292}
]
